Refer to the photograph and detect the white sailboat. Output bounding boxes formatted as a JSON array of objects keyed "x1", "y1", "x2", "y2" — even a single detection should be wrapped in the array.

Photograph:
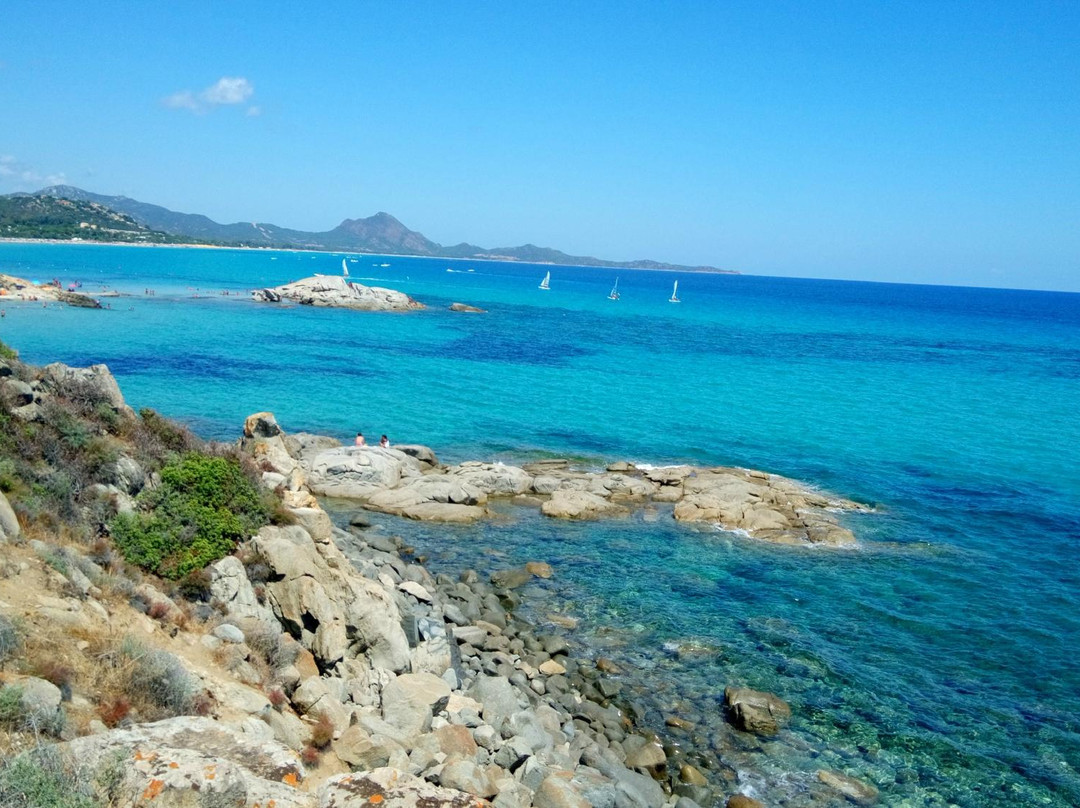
[
  {"x1": 669, "y1": 279, "x2": 680, "y2": 303},
  {"x1": 341, "y1": 259, "x2": 349, "y2": 278},
  {"x1": 608, "y1": 277, "x2": 620, "y2": 300},
  {"x1": 539, "y1": 271, "x2": 551, "y2": 290}
]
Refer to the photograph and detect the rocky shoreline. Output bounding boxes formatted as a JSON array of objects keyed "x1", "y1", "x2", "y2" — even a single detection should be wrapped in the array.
[{"x1": 0, "y1": 352, "x2": 880, "y2": 807}]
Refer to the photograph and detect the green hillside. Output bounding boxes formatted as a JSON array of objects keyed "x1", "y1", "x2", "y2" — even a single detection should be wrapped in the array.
[{"x1": 0, "y1": 195, "x2": 195, "y2": 244}]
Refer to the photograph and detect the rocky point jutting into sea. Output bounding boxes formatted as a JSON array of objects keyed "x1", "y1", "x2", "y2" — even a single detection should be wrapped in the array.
[{"x1": 0, "y1": 348, "x2": 883, "y2": 808}]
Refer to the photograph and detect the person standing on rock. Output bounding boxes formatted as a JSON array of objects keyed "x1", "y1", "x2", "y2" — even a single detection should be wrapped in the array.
[{"x1": 355, "y1": 432, "x2": 366, "y2": 446}]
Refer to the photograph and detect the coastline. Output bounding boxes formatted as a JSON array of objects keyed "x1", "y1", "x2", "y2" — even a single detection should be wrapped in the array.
[{"x1": 0, "y1": 236, "x2": 739, "y2": 276}]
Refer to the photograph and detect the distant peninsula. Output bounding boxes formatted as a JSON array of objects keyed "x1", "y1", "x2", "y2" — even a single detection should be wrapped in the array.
[{"x1": 1, "y1": 186, "x2": 737, "y2": 274}]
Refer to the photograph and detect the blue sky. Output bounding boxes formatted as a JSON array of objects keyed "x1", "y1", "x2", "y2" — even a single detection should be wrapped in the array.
[{"x1": 2, "y1": 2, "x2": 1078, "y2": 291}]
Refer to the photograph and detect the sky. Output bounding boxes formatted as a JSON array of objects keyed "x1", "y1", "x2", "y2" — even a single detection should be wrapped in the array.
[{"x1": 1, "y1": 2, "x2": 1079, "y2": 292}]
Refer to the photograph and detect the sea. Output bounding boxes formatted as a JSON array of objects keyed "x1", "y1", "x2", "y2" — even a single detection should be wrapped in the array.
[{"x1": 1, "y1": 242, "x2": 1078, "y2": 807}]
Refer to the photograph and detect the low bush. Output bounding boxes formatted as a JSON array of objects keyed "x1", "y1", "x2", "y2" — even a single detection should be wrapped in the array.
[
  {"x1": 0, "y1": 614, "x2": 19, "y2": 666},
  {"x1": 0, "y1": 340, "x2": 17, "y2": 361},
  {"x1": 122, "y1": 641, "x2": 199, "y2": 718},
  {"x1": 126, "y1": 408, "x2": 197, "y2": 460},
  {"x1": 109, "y1": 453, "x2": 271, "y2": 579},
  {"x1": 246, "y1": 624, "x2": 298, "y2": 672},
  {"x1": 0, "y1": 685, "x2": 21, "y2": 727},
  {"x1": 0, "y1": 746, "x2": 99, "y2": 808}
]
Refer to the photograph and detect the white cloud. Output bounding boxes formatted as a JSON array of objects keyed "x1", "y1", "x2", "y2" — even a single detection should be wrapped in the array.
[
  {"x1": 202, "y1": 77, "x2": 253, "y2": 105},
  {"x1": 163, "y1": 76, "x2": 255, "y2": 114},
  {"x1": 163, "y1": 90, "x2": 199, "y2": 111},
  {"x1": 246, "y1": 105, "x2": 262, "y2": 117},
  {"x1": 0, "y1": 155, "x2": 66, "y2": 190}
]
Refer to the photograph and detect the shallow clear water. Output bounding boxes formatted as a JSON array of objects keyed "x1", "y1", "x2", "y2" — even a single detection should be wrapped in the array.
[{"x1": 2, "y1": 243, "x2": 1079, "y2": 805}]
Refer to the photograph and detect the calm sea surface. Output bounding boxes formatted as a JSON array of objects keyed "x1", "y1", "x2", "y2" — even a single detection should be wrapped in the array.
[{"x1": 2, "y1": 243, "x2": 1079, "y2": 806}]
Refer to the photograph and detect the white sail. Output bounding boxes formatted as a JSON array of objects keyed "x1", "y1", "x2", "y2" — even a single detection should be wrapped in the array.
[
  {"x1": 342, "y1": 259, "x2": 349, "y2": 277},
  {"x1": 539, "y1": 271, "x2": 551, "y2": 290},
  {"x1": 608, "y1": 277, "x2": 620, "y2": 300},
  {"x1": 669, "y1": 280, "x2": 680, "y2": 303}
]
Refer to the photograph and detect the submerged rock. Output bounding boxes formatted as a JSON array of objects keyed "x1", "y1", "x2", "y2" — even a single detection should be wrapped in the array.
[
  {"x1": 816, "y1": 770, "x2": 879, "y2": 804},
  {"x1": 723, "y1": 687, "x2": 791, "y2": 736}
]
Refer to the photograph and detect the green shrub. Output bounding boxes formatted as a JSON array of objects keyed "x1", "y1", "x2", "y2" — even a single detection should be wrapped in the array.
[
  {"x1": 0, "y1": 340, "x2": 16, "y2": 361},
  {"x1": 0, "y1": 685, "x2": 21, "y2": 727},
  {"x1": 0, "y1": 746, "x2": 99, "y2": 808},
  {"x1": 0, "y1": 614, "x2": 19, "y2": 665},
  {"x1": 0, "y1": 684, "x2": 65, "y2": 737},
  {"x1": 109, "y1": 453, "x2": 270, "y2": 579},
  {"x1": 0, "y1": 457, "x2": 17, "y2": 492}
]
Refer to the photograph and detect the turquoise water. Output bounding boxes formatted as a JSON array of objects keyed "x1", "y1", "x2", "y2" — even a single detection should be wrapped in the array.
[{"x1": 2, "y1": 242, "x2": 1079, "y2": 805}]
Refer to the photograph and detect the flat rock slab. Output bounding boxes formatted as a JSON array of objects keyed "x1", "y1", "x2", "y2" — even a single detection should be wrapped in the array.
[
  {"x1": 541, "y1": 490, "x2": 626, "y2": 520},
  {"x1": 62, "y1": 716, "x2": 310, "y2": 807},
  {"x1": 320, "y1": 767, "x2": 489, "y2": 807}
]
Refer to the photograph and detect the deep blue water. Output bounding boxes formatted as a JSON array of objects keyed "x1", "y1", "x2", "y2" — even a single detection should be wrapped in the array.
[{"x1": 2, "y1": 243, "x2": 1079, "y2": 806}]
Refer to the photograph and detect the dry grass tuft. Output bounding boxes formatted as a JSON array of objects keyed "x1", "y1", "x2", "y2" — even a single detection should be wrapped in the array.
[{"x1": 309, "y1": 711, "x2": 334, "y2": 749}]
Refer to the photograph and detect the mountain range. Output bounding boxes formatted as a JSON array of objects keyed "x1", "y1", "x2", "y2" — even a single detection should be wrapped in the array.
[{"x1": 12, "y1": 186, "x2": 732, "y2": 273}]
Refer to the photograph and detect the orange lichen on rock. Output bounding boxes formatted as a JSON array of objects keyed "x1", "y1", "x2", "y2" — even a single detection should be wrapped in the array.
[
  {"x1": 141, "y1": 779, "x2": 165, "y2": 800},
  {"x1": 283, "y1": 772, "x2": 299, "y2": 787},
  {"x1": 369, "y1": 796, "x2": 384, "y2": 804}
]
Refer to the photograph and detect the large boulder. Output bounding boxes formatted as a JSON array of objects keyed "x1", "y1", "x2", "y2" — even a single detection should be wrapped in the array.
[
  {"x1": 0, "y1": 490, "x2": 19, "y2": 542},
  {"x1": 541, "y1": 490, "x2": 626, "y2": 520},
  {"x1": 724, "y1": 687, "x2": 791, "y2": 736},
  {"x1": 380, "y1": 673, "x2": 451, "y2": 737},
  {"x1": 446, "y1": 462, "x2": 533, "y2": 496},
  {"x1": 587, "y1": 473, "x2": 658, "y2": 500},
  {"x1": 252, "y1": 275, "x2": 424, "y2": 312},
  {"x1": 209, "y1": 555, "x2": 277, "y2": 624},
  {"x1": 393, "y1": 444, "x2": 440, "y2": 470},
  {"x1": 306, "y1": 447, "x2": 424, "y2": 499},
  {"x1": 62, "y1": 716, "x2": 312, "y2": 807},
  {"x1": 5, "y1": 676, "x2": 62, "y2": 731},
  {"x1": 253, "y1": 524, "x2": 410, "y2": 672},
  {"x1": 0, "y1": 377, "x2": 34, "y2": 407},
  {"x1": 40, "y1": 362, "x2": 133, "y2": 416},
  {"x1": 364, "y1": 476, "x2": 488, "y2": 522},
  {"x1": 285, "y1": 432, "x2": 344, "y2": 463},
  {"x1": 241, "y1": 411, "x2": 301, "y2": 476}
]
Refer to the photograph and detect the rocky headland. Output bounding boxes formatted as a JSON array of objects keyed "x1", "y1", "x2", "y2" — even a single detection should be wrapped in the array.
[
  {"x1": 0, "y1": 346, "x2": 879, "y2": 808},
  {"x1": 252, "y1": 275, "x2": 424, "y2": 312},
  {"x1": 0, "y1": 272, "x2": 102, "y2": 308}
]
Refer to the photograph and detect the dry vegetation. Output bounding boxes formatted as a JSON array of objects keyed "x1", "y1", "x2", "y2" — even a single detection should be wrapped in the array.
[{"x1": 0, "y1": 341, "x2": 304, "y2": 805}]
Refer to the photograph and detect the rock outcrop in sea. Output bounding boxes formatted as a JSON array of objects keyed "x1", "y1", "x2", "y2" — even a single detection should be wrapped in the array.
[
  {"x1": 0, "y1": 272, "x2": 101, "y2": 307},
  {"x1": 257, "y1": 423, "x2": 867, "y2": 546},
  {"x1": 252, "y1": 275, "x2": 424, "y2": 311}
]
